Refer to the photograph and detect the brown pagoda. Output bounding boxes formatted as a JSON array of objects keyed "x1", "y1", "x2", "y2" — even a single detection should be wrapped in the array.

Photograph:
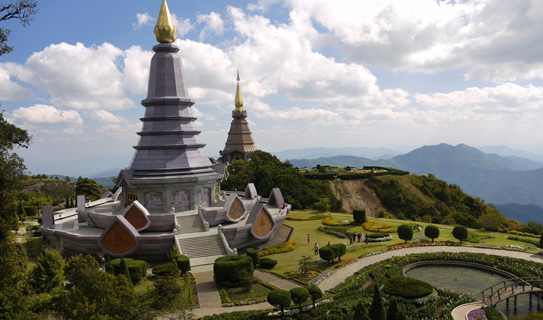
[{"x1": 219, "y1": 72, "x2": 257, "y2": 163}]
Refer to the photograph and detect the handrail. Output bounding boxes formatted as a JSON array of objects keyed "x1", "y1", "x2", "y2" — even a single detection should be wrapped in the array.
[
  {"x1": 217, "y1": 224, "x2": 237, "y2": 256},
  {"x1": 198, "y1": 205, "x2": 210, "y2": 231},
  {"x1": 481, "y1": 277, "x2": 543, "y2": 306}
]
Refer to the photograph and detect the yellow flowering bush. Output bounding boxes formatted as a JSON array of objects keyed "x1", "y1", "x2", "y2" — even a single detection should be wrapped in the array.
[
  {"x1": 258, "y1": 241, "x2": 297, "y2": 257},
  {"x1": 362, "y1": 219, "x2": 397, "y2": 233}
]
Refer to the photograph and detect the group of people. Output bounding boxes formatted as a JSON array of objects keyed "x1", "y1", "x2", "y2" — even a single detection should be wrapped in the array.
[{"x1": 348, "y1": 231, "x2": 369, "y2": 245}]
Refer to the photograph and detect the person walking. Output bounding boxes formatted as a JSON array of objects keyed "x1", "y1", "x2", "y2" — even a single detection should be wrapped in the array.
[
  {"x1": 365, "y1": 233, "x2": 369, "y2": 245},
  {"x1": 307, "y1": 233, "x2": 311, "y2": 244},
  {"x1": 357, "y1": 231, "x2": 362, "y2": 242},
  {"x1": 314, "y1": 243, "x2": 319, "y2": 255}
]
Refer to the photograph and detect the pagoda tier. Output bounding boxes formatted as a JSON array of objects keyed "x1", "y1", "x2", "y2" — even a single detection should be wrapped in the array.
[{"x1": 127, "y1": 43, "x2": 217, "y2": 178}]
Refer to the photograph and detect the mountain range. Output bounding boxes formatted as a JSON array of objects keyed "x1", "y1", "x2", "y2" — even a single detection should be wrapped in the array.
[{"x1": 287, "y1": 143, "x2": 543, "y2": 223}]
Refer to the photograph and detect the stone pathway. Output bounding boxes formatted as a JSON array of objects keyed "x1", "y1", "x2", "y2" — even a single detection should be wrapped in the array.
[{"x1": 182, "y1": 246, "x2": 543, "y2": 319}]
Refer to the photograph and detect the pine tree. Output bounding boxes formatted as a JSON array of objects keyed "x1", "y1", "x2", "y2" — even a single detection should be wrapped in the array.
[
  {"x1": 387, "y1": 299, "x2": 399, "y2": 320},
  {"x1": 369, "y1": 284, "x2": 386, "y2": 320},
  {"x1": 354, "y1": 301, "x2": 369, "y2": 319}
]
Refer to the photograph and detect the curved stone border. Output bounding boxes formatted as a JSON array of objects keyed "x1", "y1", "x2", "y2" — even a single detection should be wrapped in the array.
[{"x1": 401, "y1": 260, "x2": 518, "y2": 279}]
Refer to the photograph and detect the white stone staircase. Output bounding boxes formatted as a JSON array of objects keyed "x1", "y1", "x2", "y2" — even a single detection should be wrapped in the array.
[
  {"x1": 176, "y1": 215, "x2": 205, "y2": 234},
  {"x1": 178, "y1": 235, "x2": 227, "y2": 259}
]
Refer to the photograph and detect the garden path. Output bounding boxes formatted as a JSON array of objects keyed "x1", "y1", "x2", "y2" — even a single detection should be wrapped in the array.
[{"x1": 183, "y1": 246, "x2": 543, "y2": 319}]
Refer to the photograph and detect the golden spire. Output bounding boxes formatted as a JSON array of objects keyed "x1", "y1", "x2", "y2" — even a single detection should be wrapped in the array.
[
  {"x1": 154, "y1": 0, "x2": 177, "y2": 43},
  {"x1": 235, "y1": 70, "x2": 244, "y2": 111}
]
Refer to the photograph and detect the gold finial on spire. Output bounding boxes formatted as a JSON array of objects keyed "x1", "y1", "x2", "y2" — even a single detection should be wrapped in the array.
[
  {"x1": 154, "y1": 0, "x2": 177, "y2": 43},
  {"x1": 235, "y1": 70, "x2": 244, "y2": 111}
]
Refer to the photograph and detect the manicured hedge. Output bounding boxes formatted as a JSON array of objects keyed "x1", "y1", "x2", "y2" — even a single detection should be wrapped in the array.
[
  {"x1": 152, "y1": 262, "x2": 179, "y2": 276},
  {"x1": 246, "y1": 248, "x2": 259, "y2": 268},
  {"x1": 383, "y1": 277, "x2": 433, "y2": 299},
  {"x1": 259, "y1": 258, "x2": 278, "y2": 269},
  {"x1": 109, "y1": 258, "x2": 147, "y2": 283},
  {"x1": 367, "y1": 233, "x2": 389, "y2": 239},
  {"x1": 353, "y1": 208, "x2": 367, "y2": 223},
  {"x1": 175, "y1": 255, "x2": 191, "y2": 274},
  {"x1": 319, "y1": 243, "x2": 346, "y2": 264},
  {"x1": 214, "y1": 256, "x2": 254, "y2": 287}
]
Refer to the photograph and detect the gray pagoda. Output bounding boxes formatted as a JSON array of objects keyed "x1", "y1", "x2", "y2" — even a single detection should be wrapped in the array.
[
  {"x1": 219, "y1": 72, "x2": 257, "y2": 163},
  {"x1": 116, "y1": 0, "x2": 222, "y2": 213}
]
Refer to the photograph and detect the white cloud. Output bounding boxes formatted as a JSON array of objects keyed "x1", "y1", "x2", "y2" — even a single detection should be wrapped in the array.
[
  {"x1": 88, "y1": 110, "x2": 124, "y2": 124},
  {"x1": 0, "y1": 63, "x2": 33, "y2": 100},
  {"x1": 197, "y1": 12, "x2": 225, "y2": 41},
  {"x1": 12, "y1": 104, "x2": 83, "y2": 125},
  {"x1": 10, "y1": 42, "x2": 135, "y2": 110},
  {"x1": 133, "y1": 12, "x2": 153, "y2": 29},
  {"x1": 97, "y1": 122, "x2": 141, "y2": 139},
  {"x1": 171, "y1": 13, "x2": 194, "y2": 37},
  {"x1": 122, "y1": 45, "x2": 152, "y2": 95}
]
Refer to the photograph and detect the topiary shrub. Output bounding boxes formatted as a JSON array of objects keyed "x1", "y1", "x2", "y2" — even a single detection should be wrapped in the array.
[
  {"x1": 152, "y1": 263, "x2": 179, "y2": 277},
  {"x1": 109, "y1": 258, "x2": 147, "y2": 284},
  {"x1": 307, "y1": 284, "x2": 322, "y2": 309},
  {"x1": 259, "y1": 257, "x2": 278, "y2": 269},
  {"x1": 397, "y1": 224, "x2": 413, "y2": 244},
  {"x1": 453, "y1": 226, "x2": 469, "y2": 244},
  {"x1": 213, "y1": 255, "x2": 254, "y2": 287},
  {"x1": 175, "y1": 255, "x2": 190, "y2": 274},
  {"x1": 331, "y1": 243, "x2": 346, "y2": 262},
  {"x1": 290, "y1": 287, "x2": 310, "y2": 313},
  {"x1": 353, "y1": 208, "x2": 367, "y2": 223},
  {"x1": 267, "y1": 289, "x2": 291, "y2": 317},
  {"x1": 424, "y1": 225, "x2": 440, "y2": 243},
  {"x1": 383, "y1": 277, "x2": 433, "y2": 299},
  {"x1": 246, "y1": 248, "x2": 259, "y2": 268},
  {"x1": 319, "y1": 245, "x2": 336, "y2": 264}
]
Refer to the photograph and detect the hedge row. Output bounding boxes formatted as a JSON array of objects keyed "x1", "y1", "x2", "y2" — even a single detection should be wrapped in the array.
[
  {"x1": 108, "y1": 258, "x2": 147, "y2": 284},
  {"x1": 214, "y1": 256, "x2": 254, "y2": 287}
]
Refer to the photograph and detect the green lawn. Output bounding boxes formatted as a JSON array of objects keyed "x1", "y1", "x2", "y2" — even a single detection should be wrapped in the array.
[{"x1": 265, "y1": 211, "x2": 542, "y2": 277}]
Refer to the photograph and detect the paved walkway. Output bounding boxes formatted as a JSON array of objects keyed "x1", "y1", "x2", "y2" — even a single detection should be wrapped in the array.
[{"x1": 187, "y1": 246, "x2": 543, "y2": 319}]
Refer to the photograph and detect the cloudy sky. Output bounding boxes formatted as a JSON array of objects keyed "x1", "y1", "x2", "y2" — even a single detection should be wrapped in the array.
[{"x1": 1, "y1": 0, "x2": 543, "y2": 176}]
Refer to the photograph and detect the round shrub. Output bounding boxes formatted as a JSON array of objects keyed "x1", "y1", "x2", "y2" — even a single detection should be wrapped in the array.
[
  {"x1": 397, "y1": 224, "x2": 413, "y2": 244},
  {"x1": 267, "y1": 289, "x2": 291, "y2": 316},
  {"x1": 453, "y1": 226, "x2": 469, "y2": 243},
  {"x1": 424, "y1": 225, "x2": 440, "y2": 243},
  {"x1": 319, "y1": 245, "x2": 336, "y2": 263},
  {"x1": 213, "y1": 255, "x2": 254, "y2": 286},
  {"x1": 246, "y1": 248, "x2": 259, "y2": 268},
  {"x1": 290, "y1": 287, "x2": 310, "y2": 311},
  {"x1": 259, "y1": 257, "x2": 278, "y2": 269},
  {"x1": 383, "y1": 277, "x2": 433, "y2": 299},
  {"x1": 175, "y1": 255, "x2": 191, "y2": 274},
  {"x1": 152, "y1": 262, "x2": 179, "y2": 276}
]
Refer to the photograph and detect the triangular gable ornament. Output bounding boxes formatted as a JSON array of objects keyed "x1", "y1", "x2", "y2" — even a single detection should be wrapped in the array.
[
  {"x1": 99, "y1": 216, "x2": 141, "y2": 257},
  {"x1": 123, "y1": 200, "x2": 152, "y2": 231}
]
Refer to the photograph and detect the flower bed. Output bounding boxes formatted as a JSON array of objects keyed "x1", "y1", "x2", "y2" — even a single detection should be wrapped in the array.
[
  {"x1": 308, "y1": 270, "x2": 333, "y2": 286},
  {"x1": 389, "y1": 241, "x2": 456, "y2": 250},
  {"x1": 362, "y1": 219, "x2": 397, "y2": 233},
  {"x1": 334, "y1": 257, "x2": 357, "y2": 269},
  {"x1": 322, "y1": 216, "x2": 354, "y2": 226},
  {"x1": 367, "y1": 234, "x2": 393, "y2": 242},
  {"x1": 220, "y1": 282, "x2": 278, "y2": 307},
  {"x1": 258, "y1": 241, "x2": 296, "y2": 257}
]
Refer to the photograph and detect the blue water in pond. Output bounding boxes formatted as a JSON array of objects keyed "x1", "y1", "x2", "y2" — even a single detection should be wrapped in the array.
[{"x1": 405, "y1": 265, "x2": 543, "y2": 320}]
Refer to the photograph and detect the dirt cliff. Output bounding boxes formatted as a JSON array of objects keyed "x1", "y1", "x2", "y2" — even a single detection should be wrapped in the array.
[{"x1": 329, "y1": 179, "x2": 383, "y2": 216}]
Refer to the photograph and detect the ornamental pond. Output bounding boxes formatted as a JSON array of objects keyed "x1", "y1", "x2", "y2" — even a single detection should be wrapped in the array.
[{"x1": 405, "y1": 264, "x2": 543, "y2": 320}]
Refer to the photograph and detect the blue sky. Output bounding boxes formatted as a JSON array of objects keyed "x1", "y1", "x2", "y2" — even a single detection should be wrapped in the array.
[{"x1": 1, "y1": 0, "x2": 543, "y2": 176}]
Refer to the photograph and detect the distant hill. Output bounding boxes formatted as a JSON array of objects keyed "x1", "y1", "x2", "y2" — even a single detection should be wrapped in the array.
[
  {"x1": 494, "y1": 203, "x2": 543, "y2": 224},
  {"x1": 290, "y1": 143, "x2": 543, "y2": 208},
  {"x1": 271, "y1": 147, "x2": 400, "y2": 161}
]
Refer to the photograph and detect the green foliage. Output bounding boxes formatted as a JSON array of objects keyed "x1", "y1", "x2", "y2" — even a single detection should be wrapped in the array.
[
  {"x1": 424, "y1": 225, "x2": 440, "y2": 243},
  {"x1": 365, "y1": 174, "x2": 507, "y2": 228},
  {"x1": 0, "y1": 112, "x2": 31, "y2": 241},
  {"x1": 109, "y1": 258, "x2": 147, "y2": 284},
  {"x1": 221, "y1": 151, "x2": 342, "y2": 211},
  {"x1": 507, "y1": 235, "x2": 539, "y2": 247},
  {"x1": 175, "y1": 255, "x2": 191, "y2": 274},
  {"x1": 353, "y1": 208, "x2": 367, "y2": 223},
  {"x1": 307, "y1": 284, "x2": 322, "y2": 308},
  {"x1": 152, "y1": 263, "x2": 179, "y2": 276},
  {"x1": 482, "y1": 306, "x2": 505, "y2": 320},
  {"x1": 319, "y1": 243, "x2": 346, "y2": 264},
  {"x1": 246, "y1": 248, "x2": 259, "y2": 268},
  {"x1": 31, "y1": 248, "x2": 64, "y2": 293},
  {"x1": 23, "y1": 205, "x2": 37, "y2": 216},
  {"x1": 383, "y1": 277, "x2": 433, "y2": 299},
  {"x1": 313, "y1": 197, "x2": 331, "y2": 212},
  {"x1": 387, "y1": 299, "x2": 399, "y2": 320},
  {"x1": 259, "y1": 257, "x2": 278, "y2": 269},
  {"x1": 289, "y1": 287, "x2": 310, "y2": 313},
  {"x1": 298, "y1": 255, "x2": 313, "y2": 277},
  {"x1": 317, "y1": 226, "x2": 348, "y2": 238},
  {"x1": 452, "y1": 226, "x2": 469, "y2": 243},
  {"x1": 267, "y1": 289, "x2": 291, "y2": 317},
  {"x1": 369, "y1": 284, "x2": 386, "y2": 320},
  {"x1": 354, "y1": 301, "x2": 369, "y2": 319},
  {"x1": 397, "y1": 224, "x2": 413, "y2": 244},
  {"x1": 213, "y1": 256, "x2": 254, "y2": 287},
  {"x1": 0, "y1": 239, "x2": 30, "y2": 318},
  {"x1": 152, "y1": 274, "x2": 184, "y2": 310},
  {"x1": 238, "y1": 269, "x2": 255, "y2": 292},
  {"x1": 75, "y1": 177, "x2": 105, "y2": 201},
  {"x1": 478, "y1": 211, "x2": 508, "y2": 231}
]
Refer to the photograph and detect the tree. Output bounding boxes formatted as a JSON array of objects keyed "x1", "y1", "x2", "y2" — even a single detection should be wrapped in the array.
[
  {"x1": 307, "y1": 284, "x2": 322, "y2": 309},
  {"x1": 75, "y1": 177, "x2": 105, "y2": 201},
  {"x1": 387, "y1": 299, "x2": 399, "y2": 320},
  {"x1": 354, "y1": 301, "x2": 369, "y2": 319},
  {"x1": 298, "y1": 255, "x2": 313, "y2": 277},
  {"x1": 31, "y1": 248, "x2": 65, "y2": 294},
  {"x1": 289, "y1": 287, "x2": 309, "y2": 314},
  {"x1": 424, "y1": 225, "x2": 440, "y2": 243},
  {"x1": 0, "y1": 0, "x2": 38, "y2": 56},
  {"x1": 0, "y1": 112, "x2": 31, "y2": 241},
  {"x1": 313, "y1": 197, "x2": 330, "y2": 212},
  {"x1": 267, "y1": 289, "x2": 291, "y2": 318},
  {"x1": 397, "y1": 224, "x2": 413, "y2": 244},
  {"x1": 453, "y1": 226, "x2": 469, "y2": 244},
  {"x1": 369, "y1": 284, "x2": 386, "y2": 320},
  {"x1": 477, "y1": 211, "x2": 506, "y2": 231}
]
